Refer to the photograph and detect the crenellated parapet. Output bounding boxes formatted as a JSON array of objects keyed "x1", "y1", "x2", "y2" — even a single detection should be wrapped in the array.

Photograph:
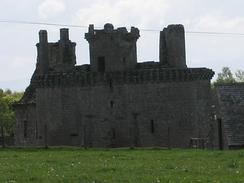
[
  {"x1": 85, "y1": 23, "x2": 139, "y2": 43},
  {"x1": 31, "y1": 67, "x2": 214, "y2": 88}
]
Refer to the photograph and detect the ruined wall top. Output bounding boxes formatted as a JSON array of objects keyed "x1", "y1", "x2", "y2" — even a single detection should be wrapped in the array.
[
  {"x1": 33, "y1": 23, "x2": 212, "y2": 80},
  {"x1": 39, "y1": 30, "x2": 48, "y2": 43},
  {"x1": 36, "y1": 29, "x2": 76, "y2": 74},
  {"x1": 160, "y1": 24, "x2": 186, "y2": 68},
  {"x1": 60, "y1": 28, "x2": 69, "y2": 41}
]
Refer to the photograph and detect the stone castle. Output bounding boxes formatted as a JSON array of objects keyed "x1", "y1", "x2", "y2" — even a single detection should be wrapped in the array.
[{"x1": 14, "y1": 23, "x2": 216, "y2": 148}]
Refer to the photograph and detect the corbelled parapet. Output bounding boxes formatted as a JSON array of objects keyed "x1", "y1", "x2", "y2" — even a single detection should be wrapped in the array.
[
  {"x1": 85, "y1": 23, "x2": 140, "y2": 72},
  {"x1": 160, "y1": 24, "x2": 186, "y2": 68},
  {"x1": 35, "y1": 29, "x2": 76, "y2": 74},
  {"x1": 31, "y1": 67, "x2": 214, "y2": 88}
]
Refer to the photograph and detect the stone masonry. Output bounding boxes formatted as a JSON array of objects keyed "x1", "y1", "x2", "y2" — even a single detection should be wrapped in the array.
[{"x1": 214, "y1": 83, "x2": 244, "y2": 149}]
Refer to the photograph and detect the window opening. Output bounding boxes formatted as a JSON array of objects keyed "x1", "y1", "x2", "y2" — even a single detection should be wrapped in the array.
[
  {"x1": 150, "y1": 120, "x2": 155, "y2": 133},
  {"x1": 109, "y1": 79, "x2": 113, "y2": 90},
  {"x1": 97, "y1": 56, "x2": 105, "y2": 72},
  {"x1": 123, "y1": 57, "x2": 126, "y2": 64},
  {"x1": 110, "y1": 100, "x2": 114, "y2": 108},
  {"x1": 24, "y1": 120, "x2": 27, "y2": 138},
  {"x1": 112, "y1": 128, "x2": 116, "y2": 139}
]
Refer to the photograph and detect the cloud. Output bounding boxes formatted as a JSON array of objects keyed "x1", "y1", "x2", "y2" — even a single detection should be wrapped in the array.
[
  {"x1": 72, "y1": 0, "x2": 171, "y2": 28},
  {"x1": 190, "y1": 13, "x2": 244, "y2": 32},
  {"x1": 0, "y1": 56, "x2": 34, "y2": 82},
  {"x1": 38, "y1": 0, "x2": 66, "y2": 19},
  {"x1": 185, "y1": 13, "x2": 244, "y2": 75}
]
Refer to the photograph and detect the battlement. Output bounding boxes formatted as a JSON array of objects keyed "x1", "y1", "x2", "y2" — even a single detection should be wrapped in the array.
[{"x1": 85, "y1": 23, "x2": 139, "y2": 42}]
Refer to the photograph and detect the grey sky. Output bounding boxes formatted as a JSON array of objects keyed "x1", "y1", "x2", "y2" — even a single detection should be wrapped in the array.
[{"x1": 1, "y1": 0, "x2": 244, "y2": 91}]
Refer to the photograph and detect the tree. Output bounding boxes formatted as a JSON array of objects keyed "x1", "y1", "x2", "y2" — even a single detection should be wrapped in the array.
[
  {"x1": 235, "y1": 70, "x2": 244, "y2": 82},
  {"x1": 214, "y1": 67, "x2": 236, "y2": 85},
  {"x1": 0, "y1": 93, "x2": 13, "y2": 147},
  {"x1": 5, "y1": 89, "x2": 12, "y2": 95},
  {"x1": 0, "y1": 89, "x2": 23, "y2": 147}
]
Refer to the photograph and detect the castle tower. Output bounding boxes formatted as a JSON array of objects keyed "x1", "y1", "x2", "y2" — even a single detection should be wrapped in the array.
[
  {"x1": 85, "y1": 23, "x2": 140, "y2": 72},
  {"x1": 159, "y1": 24, "x2": 187, "y2": 68},
  {"x1": 36, "y1": 29, "x2": 76, "y2": 74}
]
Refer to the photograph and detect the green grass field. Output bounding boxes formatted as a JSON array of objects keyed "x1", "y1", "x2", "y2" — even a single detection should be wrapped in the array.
[{"x1": 0, "y1": 148, "x2": 244, "y2": 183}]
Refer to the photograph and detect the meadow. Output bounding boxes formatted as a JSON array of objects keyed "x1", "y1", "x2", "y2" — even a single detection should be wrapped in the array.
[{"x1": 0, "y1": 147, "x2": 244, "y2": 183}]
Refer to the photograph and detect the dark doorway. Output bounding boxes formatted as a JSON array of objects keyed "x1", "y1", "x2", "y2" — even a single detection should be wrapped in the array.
[{"x1": 97, "y1": 56, "x2": 105, "y2": 72}]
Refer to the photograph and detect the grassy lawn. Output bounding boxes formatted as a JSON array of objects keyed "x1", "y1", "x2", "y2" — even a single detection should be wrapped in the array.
[{"x1": 0, "y1": 148, "x2": 244, "y2": 183}]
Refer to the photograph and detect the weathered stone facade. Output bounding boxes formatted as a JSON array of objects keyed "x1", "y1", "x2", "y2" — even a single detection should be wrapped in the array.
[
  {"x1": 14, "y1": 24, "x2": 215, "y2": 148},
  {"x1": 214, "y1": 83, "x2": 244, "y2": 149}
]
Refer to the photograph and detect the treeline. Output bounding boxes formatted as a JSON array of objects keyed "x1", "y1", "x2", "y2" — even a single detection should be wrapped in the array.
[
  {"x1": 0, "y1": 89, "x2": 23, "y2": 138},
  {"x1": 213, "y1": 67, "x2": 244, "y2": 85}
]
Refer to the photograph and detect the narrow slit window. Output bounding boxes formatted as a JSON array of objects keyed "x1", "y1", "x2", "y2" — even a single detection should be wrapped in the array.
[
  {"x1": 112, "y1": 128, "x2": 116, "y2": 139},
  {"x1": 109, "y1": 79, "x2": 113, "y2": 89},
  {"x1": 24, "y1": 120, "x2": 28, "y2": 138},
  {"x1": 110, "y1": 100, "x2": 114, "y2": 108},
  {"x1": 35, "y1": 120, "x2": 38, "y2": 139},
  {"x1": 123, "y1": 57, "x2": 126, "y2": 64},
  {"x1": 150, "y1": 120, "x2": 155, "y2": 133}
]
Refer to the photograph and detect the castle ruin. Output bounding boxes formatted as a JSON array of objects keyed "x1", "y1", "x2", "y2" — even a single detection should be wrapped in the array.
[{"x1": 14, "y1": 24, "x2": 215, "y2": 148}]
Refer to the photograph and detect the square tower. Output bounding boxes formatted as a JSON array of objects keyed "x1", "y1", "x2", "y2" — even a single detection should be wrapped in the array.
[{"x1": 85, "y1": 23, "x2": 140, "y2": 72}]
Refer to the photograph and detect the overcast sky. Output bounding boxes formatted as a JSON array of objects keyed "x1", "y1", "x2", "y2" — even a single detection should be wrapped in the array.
[{"x1": 1, "y1": 0, "x2": 244, "y2": 91}]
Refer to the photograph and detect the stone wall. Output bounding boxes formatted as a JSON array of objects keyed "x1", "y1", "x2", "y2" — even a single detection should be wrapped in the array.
[
  {"x1": 215, "y1": 83, "x2": 244, "y2": 148},
  {"x1": 14, "y1": 103, "x2": 37, "y2": 146},
  {"x1": 32, "y1": 75, "x2": 213, "y2": 148}
]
